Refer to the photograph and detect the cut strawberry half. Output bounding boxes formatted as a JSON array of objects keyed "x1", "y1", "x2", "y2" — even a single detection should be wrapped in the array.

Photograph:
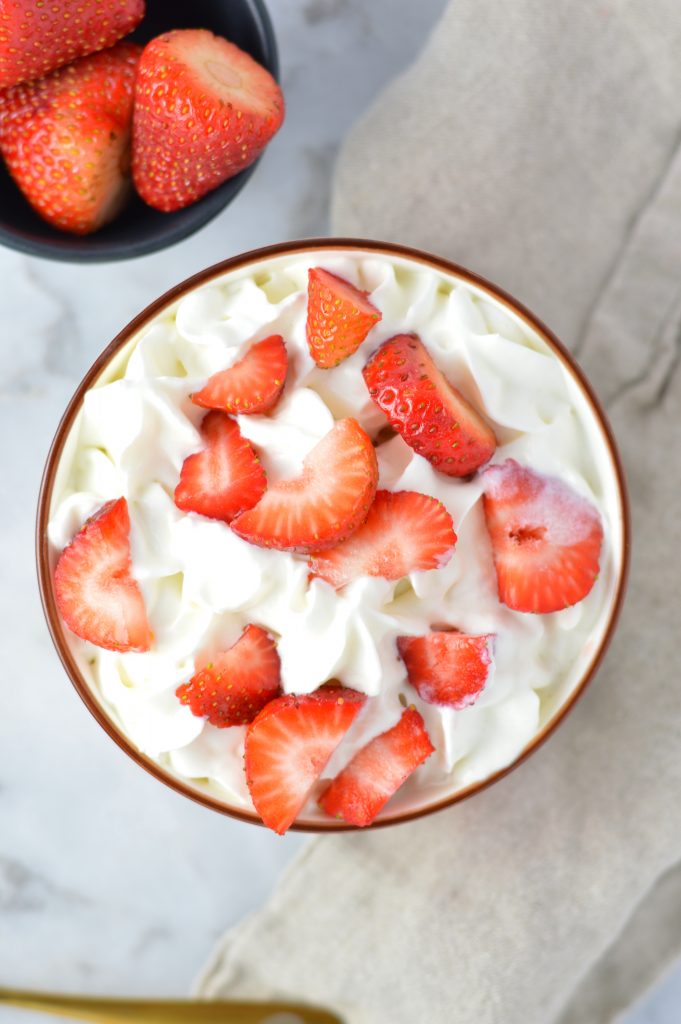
[
  {"x1": 245, "y1": 685, "x2": 367, "y2": 834},
  {"x1": 176, "y1": 625, "x2": 281, "y2": 727},
  {"x1": 192, "y1": 335, "x2": 288, "y2": 415},
  {"x1": 363, "y1": 333, "x2": 497, "y2": 476},
  {"x1": 306, "y1": 268, "x2": 382, "y2": 368},
  {"x1": 132, "y1": 29, "x2": 284, "y2": 212},
  {"x1": 174, "y1": 411, "x2": 266, "y2": 523},
  {"x1": 482, "y1": 459, "x2": 604, "y2": 613},
  {"x1": 397, "y1": 632, "x2": 494, "y2": 709},
  {"x1": 308, "y1": 490, "x2": 456, "y2": 589},
  {"x1": 231, "y1": 418, "x2": 378, "y2": 553},
  {"x1": 318, "y1": 707, "x2": 434, "y2": 827},
  {"x1": 54, "y1": 497, "x2": 151, "y2": 653}
]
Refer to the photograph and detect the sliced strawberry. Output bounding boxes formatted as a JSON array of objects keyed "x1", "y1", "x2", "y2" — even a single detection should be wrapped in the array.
[
  {"x1": 309, "y1": 490, "x2": 456, "y2": 589},
  {"x1": 363, "y1": 333, "x2": 497, "y2": 476},
  {"x1": 245, "y1": 685, "x2": 367, "y2": 834},
  {"x1": 176, "y1": 625, "x2": 281, "y2": 727},
  {"x1": 397, "y1": 632, "x2": 494, "y2": 709},
  {"x1": 318, "y1": 707, "x2": 434, "y2": 827},
  {"x1": 231, "y1": 418, "x2": 378, "y2": 553},
  {"x1": 0, "y1": 43, "x2": 141, "y2": 235},
  {"x1": 306, "y1": 268, "x2": 382, "y2": 368},
  {"x1": 132, "y1": 29, "x2": 284, "y2": 212},
  {"x1": 192, "y1": 335, "x2": 288, "y2": 415},
  {"x1": 54, "y1": 497, "x2": 151, "y2": 653},
  {"x1": 482, "y1": 459, "x2": 604, "y2": 613},
  {"x1": 174, "y1": 411, "x2": 266, "y2": 523},
  {"x1": 0, "y1": 0, "x2": 144, "y2": 90}
]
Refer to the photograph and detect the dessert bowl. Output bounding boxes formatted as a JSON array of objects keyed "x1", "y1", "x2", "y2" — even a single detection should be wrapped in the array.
[
  {"x1": 0, "y1": 0, "x2": 278, "y2": 263},
  {"x1": 36, "y1": 238, "x2": 630, "y2": 831}
]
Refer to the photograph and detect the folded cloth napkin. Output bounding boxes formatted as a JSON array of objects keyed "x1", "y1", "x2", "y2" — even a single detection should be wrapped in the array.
[{"x1": 200, "y1": 1, "x2": 681, "y2": 1020}]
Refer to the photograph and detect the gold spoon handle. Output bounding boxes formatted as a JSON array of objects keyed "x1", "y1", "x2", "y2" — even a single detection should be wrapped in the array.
[{"x1": 0, "y1": 988, "x2": 342, "y2": 1024}]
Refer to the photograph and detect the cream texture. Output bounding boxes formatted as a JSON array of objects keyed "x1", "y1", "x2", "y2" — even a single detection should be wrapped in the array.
[{"x1": 48, "y1": 251, "x2": 622, "y2": 818}]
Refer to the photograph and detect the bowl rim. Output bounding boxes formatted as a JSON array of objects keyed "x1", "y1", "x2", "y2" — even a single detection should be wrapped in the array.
[
  {"x1": 35, "y1": 237, "x2": 631, "y2": 831},
  {"x1": 0, "y1": 0, "x2": 279, "y2": 264}
]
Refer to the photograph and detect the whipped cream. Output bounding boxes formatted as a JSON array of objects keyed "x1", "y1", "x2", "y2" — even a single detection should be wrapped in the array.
[{"x1": 48, "y1": 250, "x2": 624, "y2": 820}]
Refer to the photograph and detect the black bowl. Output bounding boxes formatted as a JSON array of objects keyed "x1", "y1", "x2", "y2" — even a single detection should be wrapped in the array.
[{"x1": 0, "y1": 0, "x2": 278, "y2": 262}]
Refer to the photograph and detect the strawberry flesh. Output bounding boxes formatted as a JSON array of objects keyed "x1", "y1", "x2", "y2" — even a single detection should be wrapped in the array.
[
  {"x1": 176, "y1": 625, "x2": 281, "y2": 727},
  {"x1": 0, "y1": 0, "x2": 144, "y2": 90},
  {"x1": 231, "y1": 418, "x2": 378, "y2": 553},
  {"x1": 363, "y1": 333, "x2": 497, "y2": 476},
  {"x1": 132, "y1": 29, "x2": 284, "y2": 213},
  {"x1": 192, "y1": 335, "x2": 288, "y2": 415},
  {"x1": 309, "y1": 489, "x2": 456, "y2": 589},
  {"x1": 397, "y1": 632, "x2": 494, "y2": 709},
  {"x1": 54, "y1": 497, "x2": 152, "y2": 653},
  {"x1": 306, "y1": 268, "x2": 382, "y2": 368},
  {"x1": 0, "y1": 43, "x2": 140, "y2": 235},
  {"x1": 174, "y1": 411, "x2": 266, "y2": 523},
  {"x1": 245, "y1": 685, "x2": 367, "y2": 834},
  {"x1": 482, "y1": 459, "x2": 604, "y2": 613},
  {"x1": 318, "y1": 707, "x2": 434, "y2": 826}
]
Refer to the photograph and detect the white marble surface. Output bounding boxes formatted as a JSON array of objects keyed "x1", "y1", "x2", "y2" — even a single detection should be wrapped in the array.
[{"x1": 0, "y1": 1, "x2": 678, "y2": 1022}]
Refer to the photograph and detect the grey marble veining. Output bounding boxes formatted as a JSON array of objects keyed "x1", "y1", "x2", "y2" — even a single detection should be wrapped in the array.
[{"x1": 0, "y1": 1, "x2": 676, "y2": 1022}]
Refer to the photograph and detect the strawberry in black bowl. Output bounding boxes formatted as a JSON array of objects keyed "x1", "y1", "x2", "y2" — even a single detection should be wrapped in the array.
[{"x1": 0, "y1": 0, "x2": 280, "y2": 261}]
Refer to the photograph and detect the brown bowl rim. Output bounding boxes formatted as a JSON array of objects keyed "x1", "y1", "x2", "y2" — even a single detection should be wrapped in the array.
[{"x1": 35, "y1": 237, "x2": 631, "y2": 832}]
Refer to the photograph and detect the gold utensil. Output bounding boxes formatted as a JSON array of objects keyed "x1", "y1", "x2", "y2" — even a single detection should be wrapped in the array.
[{"x1": 0, "y1": 988, "x2": 342, "y2": 1023}]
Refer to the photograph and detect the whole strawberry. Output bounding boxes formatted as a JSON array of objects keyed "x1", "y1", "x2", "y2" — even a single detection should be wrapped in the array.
[
  {"x1": 0, "y1": 0, "x2": 144, "y2": 90},
  {"x1": 132, "y1": 29, "x2": 285, "y2": 212},
  {"x1": 0, "y1": 42, "x2": 141, "y2": 235}
]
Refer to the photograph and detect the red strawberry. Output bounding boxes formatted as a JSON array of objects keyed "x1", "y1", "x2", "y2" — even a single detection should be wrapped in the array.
[
  {"x1": 306, "y1": 268, "x2": 382, "y2": 368},
  {"x1": 132, "y1": 29, "x2": 284, "y2": 213},
  {"x1": 54, "y1": 497, "x2": 151, "y2": 653},
  {"x1": 174, "y1": 411, "x2": 266, "y2": 523},
  {"x1": 245, "y1": 685, "x2": 367, "y2": 834},
  {"x1": 309, "y1": 490, "x2": 456, "y2": 589},
  {"x1": 0, "y1": 0, "x2": 144, "y2": 90},
  {"x1": 0, "y1": 43, "x2": 140, "y2": 235},
  {"x1": 482, "y1": 459, "x2": 604, "y2": 613},
  {"x1": 231, "y1": 418, "x2": 378, "y2": 553},
  {"x1": 176, "y1": 625, "x2": 281, "y2": 727},
  {"x1": 318, "y1": 707, "x2": 434, "y2": 827},
  {"x1": 363, "y1": 333, "x2": 497, "y2": 476},
  {"x1": 397, "y1": 632, "x2": 494, "y2": 709},
  {"x1": 192, "y1": 335, "x2": 287, "y2": 416}
]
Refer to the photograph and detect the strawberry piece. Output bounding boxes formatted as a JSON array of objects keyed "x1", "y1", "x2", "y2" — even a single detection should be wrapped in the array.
[
  {"x1": 0, "y1": 43, "x2": 140, "y2": 235},
  {"x1": 0, "y1": 0, "x2": 144, "y2": 90},
  {"x1": 309, "y1": 490, "x2": 456, "y2": 589},
  {"x1": 192, "y1": 335, "x2": 288, "y2": 415},
  {"x1": 397, "y1": 632, "x2": 494, "y2": 709},
  {"x1": 245, "y1": 685, "x2": 367, "y2": 834},
  {"x1": 482, "y1": 459, "x2": 604, "y2": 613},
  {"x1": 231, "y1": 418, "x2": 378, "y2": 553},
  {"x1": 176, "y1": 625, "x2": 281, "y2": 728},
  {"x1": 54, "y1": 497, "x2": 151, "y2": 653},
  {"x1": 174, "y1": 411, "x2": 266, "y2": 523},
  {"x1": 306, "y1": 268, "x2": 382, "y2": 368},
  {"x1": 132, "y1": 29, "x2": 284, "y2": 213},
  {"x1": 363, "y1": 333, "x2": 497, "y2": 476},
  {"x1": 318, "y1": 707, "x2": 434, "y2": 827}
]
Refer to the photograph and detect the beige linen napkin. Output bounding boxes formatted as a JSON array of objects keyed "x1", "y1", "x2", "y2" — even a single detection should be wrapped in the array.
[{"x1": 200, "y1": 1, "x2": 681, "y2": 1021}]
